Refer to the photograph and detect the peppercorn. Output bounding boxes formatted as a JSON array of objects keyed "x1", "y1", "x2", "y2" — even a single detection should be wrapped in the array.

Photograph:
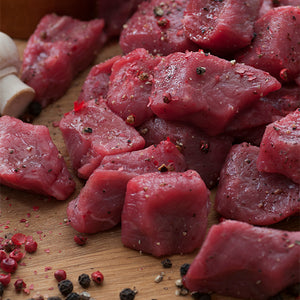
[
  {"x1": 161, "y1": 258, "x2": 172, "y2": 268},
  {"x1": 0, "y1": 282, "x2": 4, "y2": 297},
  {"x1": 196, "y1": 66, "x2": 206, "y2": 75},
  {"x1": 54, "y1": 269, "x2": 67, "y2": 282},
  {"x1": 91, "y1": 270, "x2": 104, "y2": 284},
  {"x1": 74, "y1": 235, "x2": 87, "y2": 246},
  {"x1": 47, "y1": 297, "x2": 62, "y2": 300},
  {"x1": 14, "y1": 278, "x2": 26, "y2": 292},
  {"x1": 78, "y1": 273, "x2": 91, "y2": 288},
  {"x1": 119, "y1": 288, "x2": 136, "y2": 300},
  {"x1": 58, "y1": 279, "x2": 73, "y2": 296},
  {"x1": 180, "y1": 263, "x2": 190, "y2": 276},
  {"x1": 65, "y1": 292, "x2": 80, "y2": 300}
]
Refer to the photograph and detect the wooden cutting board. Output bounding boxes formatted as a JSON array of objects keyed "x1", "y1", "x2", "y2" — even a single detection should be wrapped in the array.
[{"x1": 0, "y1": 40, "x2": 298, "y2": 300}]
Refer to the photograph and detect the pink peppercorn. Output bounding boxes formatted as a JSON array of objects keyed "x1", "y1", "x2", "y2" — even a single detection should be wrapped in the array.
[
  {"x1": 14, "y1": 278, "x2": 26, "y2": 292},
  {"x1": 0, "y1": 273, "x2": 11, "y2": 286},
  {"x1": 11, "y1": 233, "x2": 26, "y2": 246},
  {"x1": 9, "y1": 248, "x2": 24, "y2": 262},
  {"x1": 0, "y1": 250, "x2": 7, "y2": 262},
  {"x1": 25, "y1": 239, "x2": 38, "y2": 253},
  {"x1": 74, "y1": 235, "x2": 87, "y2": 246},
  {"x1": 0, "y1": 257, "x2": 18, "y2": 273},
  {"x1": 91, "y1": 271, "x2": 104, "y2": 284},
  {"x1": 54, "y1": 269, "x2": 67, "y2": 282}
]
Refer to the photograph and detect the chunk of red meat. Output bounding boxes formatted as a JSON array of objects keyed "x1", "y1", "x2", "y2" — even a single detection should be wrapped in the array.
[
  {"x1": 259, "y1": 0, "x2": 300, "y2": 17},
  {"x1": 68, "y1": 140, "x2": 187, "y2": 233},
  {"x1": 183, "y1": 220, "x2": 300, "y2": 300},
  {"x1": 150, "y1": 51, "x2": 281, "y2": 136},
  {"x1": 21, "y1": 14, "x2": 106, "y2": 107},
  {"x1": 107, "y1": 49, "x2": 161, "y2": 127},
  {"x1": 77, "y1": 55, "x2": 121, "y2": 103},
  {"x1": 0, "y1": 116, "x2": 75, "y2": 200},
  {"x1": 99, "y1": 140, "x2": 187, "y2": 174},
  {"x1": 183, "y1": 0, "x2": 262, "y2": 56},
  {"x1": 257, "y1": 109, "x2": 300, "y2": 184},
  {"x1": 67, "y1": 170, "x2": 134, "y2": 233},
  {"x1": 138, "y1": 117, "x2": 233, "y2": 188},
  {"x1": 225, "y1": 84, "x2": 300, "y2": 133},
  {"x1": 215, "y1": 143, "x2": 299, "y2": 225},
  {"x1": 121, "y1": 170, "x2": 210, "y2": 257},
  {"x1": 59, "y1": 99, "x2": 145, "y2": 179},
  {"x1": 95, "y1": 0, "x2": 143, "y2": 37},
  {"x1": 119, "y1": 0, "x2": 198, "y2": 56},
  {"x1": 236, "y1": 6, "x2": 300, "y2": 85}
]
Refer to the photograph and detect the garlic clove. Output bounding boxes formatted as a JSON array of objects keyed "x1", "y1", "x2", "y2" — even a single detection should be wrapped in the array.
[{"x1": 0, "y1": 74, "x2": 35, "y2": 117}]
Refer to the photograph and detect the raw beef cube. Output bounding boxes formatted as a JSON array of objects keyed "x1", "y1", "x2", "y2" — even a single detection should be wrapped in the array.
[
  {"x1": 121, "y1": 170, "x2": 210, "y2": 257},
  {"x1": 77, "y1": 55, "x2": 121, "y2": 103},
  {"x1": 183, "y1": 220, "x2": 300, "y2": 300},
  {"x1": 68, "y1": 140, "x2": 187, "y2": 233},
  {"x1": 183, "y1": 0, "x2": 262, "y2": 56},
  {"x1": 95, "y1": 0, "x2": 143, "y2": 37},
  {"x1": 67, "y1": 170, "x2": 134, "y2": 233},
  {"x1": 225, "y1": 84, "x2": 300, "y2": 133},
  {"x1": 0, "y1": 116, "x2": 75, "y2": 200},
  {"x1": 119, "y1": 0, "x2": 198, "y2": 56},
  {"x1": 59, "y1": 99, "x2": 145, "y2": 179},
  {"x1": 215, "y1": 143, "x2": 299, "y2": 225},
  {"x1": 150, "y1": 51, "x2": 281, "y2": 136},
  {"x1": 139, "y1": 117, "x2": 233, "y2": 188},
  {"x1": 236, "y1": 6, "x2": 300, "y2": 85},
  {"x1": 257, "y1": 109, "x2": 300, "y2": 184},
  {"x1": 100, "y1": 140, "x2": 187, "y2": 174},
  {"x1": 259, "y1": 0, "x2": 300, "y2": 17},
  {"x1": 21, "y1": 14, "x2": 106, "y2": 107},
  {"x1": 107, "y1": 48, "x2": 161, "y2": 127}
]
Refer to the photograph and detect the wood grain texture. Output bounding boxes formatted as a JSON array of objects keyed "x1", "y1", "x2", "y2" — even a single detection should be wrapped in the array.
[{"x1": 0, "y1": 40, "x2": 298, "y2": 300}]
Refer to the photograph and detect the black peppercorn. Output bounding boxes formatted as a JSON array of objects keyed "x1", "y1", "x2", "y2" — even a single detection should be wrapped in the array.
[
  {"x1": 65, "y1": 292, "x2": 80, "y2": 300},
  {"x1": 0, "y1": 282, "x2": 3, "y2": 297},
  {"x1": 119, "y1": 288, "x2": 136, "y2": 300},
  {"x1": 78, "y1": 273, "x2": 91, "y2": 288},
  {"x1": 161, "y1": 258, "x2": 172, "y2": 268},
  {"x1": 180, "y1": 263, "x2": 190, "y2": 276},
  {"x1": 58, "y1": 279, "x2": 73, "y2": 296}
]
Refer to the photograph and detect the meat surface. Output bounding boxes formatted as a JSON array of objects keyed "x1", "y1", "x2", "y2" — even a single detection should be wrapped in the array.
[
  {"x1": 150, "y1": 51, "x2": 281, "y2": 136},
  {"x1": 77, "y1": 55, "x2": 121, "y2": 103},
  {"x1": 0, "y1": 116, "x2": 75, "y2": 200},
  {"x1": 121, "y1": 170, "x2": 210, "y2": 257},
  {"x1": 139, "y1": 117, "x2": 233, "y2": 188},
  {"x1": 259, "y1": 0, "x2": 300, "y2": 17},
  {"x1": 95, "y1": 0, "x2": 143, "y2": 37},
  {"x1": 215, "y1": 143, "x2": 299, "y2": 225},
  {"x1": 99, "y1": 140, "x2": 187, "y2": 174},
  {"x1": 68, "y1": 140, "x2": 187, "y2": 233},
  {"x1": 183, "y1": 220, "x2": 300, "y2": 300},
  {"x1": 236, "y1": 6, "x2": 300, "y2": 85},
  {"x1": 257, "y1": 109, "x2": 300, "y2": 184},
  {"x1": 21, "y1": 14, "x2": 106, "y2": 107},
  {"x1": 225, "y1": 84, "x2": 300, "y2": 133},
  {"x1": 107, "y1": 48, "x2": 161, "y2": 127},
  {"x1": 120, "y1": 0, "x2": 198, "y2": 56},
  {"x1": 59, "y1": 99, "x2": 145, "y2": 179},
  {"x1": 183, "y1": 0, "x2": 262, "y2": 56}
]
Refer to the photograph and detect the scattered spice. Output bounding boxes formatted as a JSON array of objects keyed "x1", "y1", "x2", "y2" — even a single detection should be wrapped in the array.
[
  {"x1": 79, "y1": 291, "x2": 91, "y2": 300},
  {"x1": 25, "y1": 239, "x2": 38, "y2": 253},
  {"x1": 58, "y1": 279, "x2": 73, "y2": 296},
  {"x1": 199, "y1": 140, "x2": 210, "y2": 153},
  {"x1": 0, "y1": 273, "x2": 11, "y2": 286},
  {"x1": 279, "y1": 68, "x2": 288, "y2": 81},
  {"x1": 157, "y1": 17, "x2": 170, "y2": 27},
  {"x1": 54, "y1": 269, "x2": 67, "y2": 282},
  {"x1": 91, "y1": 270, "x2": 104, "y2": 284},
  {"x1": 9, "y1": 248, "x2": 24, "y2": 262},
  {"x1": 119, "y1": 288, "x2": 137, "y2": 300},
  {"x1": 154, "y1": 272, "x2": 164, "y2": 283},
  {"x1": 74, "y1": 235, "x2": 87, "y2": 246},
  {"x1": 78, "y1": 273, "x2": 91, "y2": 288},
  {"x1": 153, "y1": 6, "x2": 164, "y2": 17},
  {"x1": 196, "y1": 67, "x2": 206, "y2": 75},
  {"x1": 83, "y1": 127, "x2": 93, "y2": 134},
  {"x1": 126, "y1": 114, "x2": 136, "y2": 126},
  {"x1": 161, "y1": 258, "x2": 172, "y2": 268},
  {"x1": 11, "y1": 233, "x2": 26, "y2": 246},
  {"x1": 14, "y1": 278, "x2": 26, "y2": 292},
  {"x1": 179, "y1": 263, "x2": 190, "y2": 276}
]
